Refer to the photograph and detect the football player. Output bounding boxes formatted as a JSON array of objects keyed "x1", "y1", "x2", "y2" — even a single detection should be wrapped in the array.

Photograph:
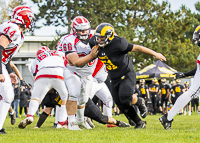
[
  {"x1": 160, "y1": 78, "x2": 170, "y2": 114},
  {"x1": 91, "y1": 23, "x2": 166, "y2": 128},
  {"x1": 18, "y1": 47, "x2": 69, "y2": 129},
  {"x1": 158, "y1": 26, "x2": 200, "y2": 130},
  {"x1": 0, "y1": 5, "x2": 35, "y2": 134},
  {"x1": 149, "y1": 78, "x2": 160, "y2": 115},
  {"x1": 56, "y1": 16, "x2": 112, "y2": 130},
  {"x1": 138, "y1": 79, "x2": 150, "y2": 106}
]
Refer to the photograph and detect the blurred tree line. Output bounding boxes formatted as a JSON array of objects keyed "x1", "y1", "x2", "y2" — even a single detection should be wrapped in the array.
[{"x1": 1, "y1": 0, "x2": 200, "y2": 72}]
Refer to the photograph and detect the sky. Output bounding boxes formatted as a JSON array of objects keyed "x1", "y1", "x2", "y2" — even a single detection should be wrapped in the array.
[{"x1": 24, "y1": 0, "x2": 199, "y2": 36}]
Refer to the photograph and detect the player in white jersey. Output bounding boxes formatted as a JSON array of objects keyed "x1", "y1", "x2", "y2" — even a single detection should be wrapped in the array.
[
  {"x1": 56, "y1": 16, "x2": 99, "y2": 130},
  {"x1": 18, "y1": 47, "x2": 69, "y2": 129},
  {"x1": 159, "y1": 25, "x2": 200, "y2": 130},
  {"x1": 0, "y1": 6, "x2": 35, "y2": 134}
]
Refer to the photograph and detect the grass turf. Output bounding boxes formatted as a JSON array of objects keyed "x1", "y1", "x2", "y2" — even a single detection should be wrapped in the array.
[{"x1": 1, "y1": 113, "x2": 200, "y2": 143}]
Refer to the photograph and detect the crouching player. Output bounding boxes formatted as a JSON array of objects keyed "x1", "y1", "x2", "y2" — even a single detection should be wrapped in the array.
[
  {"x1": 33, "y1": 92, "x2": 130, "y2": 129},
  {"x1": 18, "y1": 47, "x2": 68, "y2": 129}
]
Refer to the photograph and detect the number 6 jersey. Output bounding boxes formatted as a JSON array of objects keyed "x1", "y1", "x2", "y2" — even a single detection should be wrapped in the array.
[{"x1": 0, "y1": 22, "x2": 24, "y2": 64}]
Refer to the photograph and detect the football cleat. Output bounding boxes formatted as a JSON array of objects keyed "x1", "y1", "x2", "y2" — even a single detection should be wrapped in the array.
[
  {"x1": 52, "y1": 123, "x2": 57, "y2": 128},
  {"x1": 68, "y1": 122, "x2": 82, "y2": 130},
  {"x1": 0, "y1": 128, "x2": 7, "y2": 134},
  {"x1": 137, "y1": 98, "x2": 148, "y2": 118},
  {"x1": 10, "y1": 111, "x2": 16, "y2": 125},
  {"x1": 159, "y1": 114, "x2": 173, "y2": 130},
  {"x1": 134, "y1": 121, "x2": 146, "y2": 129},
  {"x1": 78, "y1": 121, "x2": 92, "y2": 129},
  {"x1": 107, "y1": 124, "x2": 117, "y2": 128},
  {"x1": 56, "y1": 123, "x2": 68, "y2": 129},
  {"x1": 85, "y1": 117, "x2": 95, "y2": 128},
  {"x1": 117, "y1": 121, "x2": 131, "y2": 127},
  {"x1": 18, "y1": 117, "x2": 33, "y2": 129}
]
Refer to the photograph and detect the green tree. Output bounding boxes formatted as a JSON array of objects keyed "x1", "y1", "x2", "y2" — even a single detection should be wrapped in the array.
[{"x1": 0, "y1": 0, "x2": 25, "y2": 23}]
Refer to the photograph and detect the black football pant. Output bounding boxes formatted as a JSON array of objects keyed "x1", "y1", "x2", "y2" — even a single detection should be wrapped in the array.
[{"x1": 110, "y1": 71, "x2": 141, "y2": 124}]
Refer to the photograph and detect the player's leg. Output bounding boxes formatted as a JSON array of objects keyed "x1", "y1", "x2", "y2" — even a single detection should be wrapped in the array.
[
  {"x1": 77, "y1": 76, "x2": 95, "y2": 129},
  {"x1": 0, "y1": 66, "x2": 14, "y2": 134},
  {"x1": 95, "y1": 82, "x2": 113, "y2": 117},
  {"x1": 159, "y1": 73, "x2": 200, "y2": 129},
  {"x1": 34, "y1": 107, "x2": 53, "y2": 128},
  {"x1": 64, "y1": 68, "x2": 81, "y2": 130},
  {"x1": 52, "y1": 79, "x2": 68, "y2": 129},
  {"x1": 84, "y1": 99, "x2": 130, "y2": 128},
  {"x1": 18, "y1": 79, "x2": 51, "y2": 129}
]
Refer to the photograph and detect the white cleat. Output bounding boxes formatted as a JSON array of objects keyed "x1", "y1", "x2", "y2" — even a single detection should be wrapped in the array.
[
  {"x1": 78, "y1": 121, "x2": 92, "y2": 129},
  {"x1": 18, "y1": 117, "x2": 33, "y2": 129},
  {"x1": 85, "y1": 117, "x2": 95, "y2": 128},
  {"x1": 68, "y1": 122, "x2": 82, "y2": 130}
]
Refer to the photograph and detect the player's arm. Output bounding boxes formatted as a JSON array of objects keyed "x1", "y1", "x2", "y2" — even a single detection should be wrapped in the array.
[
  {"x1": 166, "y1": 89, "x2": 170, "y2": 98},
  {"x1": 131, "y1": 44, "x2": 166, "y2": 61},
  {"x1": 66, "y1": 47, "x2": 98, "y2": 67},
  {"x1": 146, "y1": 88, "x2": 150, "y2": 99}
]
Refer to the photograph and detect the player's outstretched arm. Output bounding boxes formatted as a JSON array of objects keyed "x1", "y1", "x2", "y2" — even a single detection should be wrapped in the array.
[
  {"x1": 131, "y1": 45, "x2": 166, "y2": 61},
  {"x1": 175, "y1": 68, "x2": 197, "y2": 79}
]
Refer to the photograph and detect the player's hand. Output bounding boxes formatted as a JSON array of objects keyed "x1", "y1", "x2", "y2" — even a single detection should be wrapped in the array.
[
  {"x1": 0, "y1": 74, "x2": 5, "y2": 82},
  {"x1": 90, "y1": 46, "x2": 99, "y2": 58},
  {"x1": 154, "y1": 53, "x2": 166, "y2": 61},
  {"x1": 173, "y1": 72, "x2": 184, "y2": 79}
]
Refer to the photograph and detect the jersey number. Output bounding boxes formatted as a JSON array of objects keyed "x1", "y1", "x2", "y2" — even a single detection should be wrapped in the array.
[
  {"x1": 4, "y1": 27, "x2": 16, "y2": 39},
  {"x1": 2, "y1": 46, "x2": 17, "y2": 62}
]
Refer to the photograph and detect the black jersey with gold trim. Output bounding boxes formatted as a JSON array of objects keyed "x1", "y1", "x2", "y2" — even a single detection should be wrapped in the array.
[{"x1": 89, "y1": 36, "x2": 134, "y2": 80}]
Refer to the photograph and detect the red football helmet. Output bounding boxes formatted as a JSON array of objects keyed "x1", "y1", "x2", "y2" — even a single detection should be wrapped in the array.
[
  {"x1": 36, "y1": 46, "x2": 50, "y2": 56},
  {"x1": 71, "y1": 16, "x2": 91, "y2": 40},
  {"x1": 11, "y1": 5, "x2": 35, "y2": 32}
]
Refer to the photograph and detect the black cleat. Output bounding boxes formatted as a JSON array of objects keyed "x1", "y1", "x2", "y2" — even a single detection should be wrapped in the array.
[
  {"x1": 135, "y1": 121, "x2": 146, "y2": 129},
  {"x1": 159, "y1": 114, "x2": 173, "y2": 130},
  {"x1": 11, "y1": 112, "x2": 16, "y2": 125},
  {"x1": 117, "y1": 121, "x2": 131, "y2": 127},
  {"x1": 52, "y1": 123, "x2": 57, "y2": 128},
  {"x1": 0, "y1": 128, "x2": 7, "y2": 134},
  {"x1": 138, "y1": 98, "x2": 148, "y2": 118}
]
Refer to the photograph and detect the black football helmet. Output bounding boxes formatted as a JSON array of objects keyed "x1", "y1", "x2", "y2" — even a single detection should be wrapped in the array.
[{"x1": 94, "y1": 23, "x2": 115, "y2": 47}]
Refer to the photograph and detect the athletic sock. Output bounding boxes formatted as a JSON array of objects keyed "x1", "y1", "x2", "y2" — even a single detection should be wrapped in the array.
[
  {"x1": 10, "y1": 110, "x2": 14, "y2": 115},
  {"x1": 167, "y1": 92, "x2": 192, "y2": 121},
  {"x1": 27, "y1": 100, "x2": 40, "y2": 116},
  {"x1": 68, "y1": 115, "x2": 76, "y2": 124},
  {"x1": 103, "y1": 105, "x2": 112, "y2": 117},
  {"x1": 55, "y1": 106, "x2": 60, "y2": 124},
  {"x1": 58, "y1": 105, "x2": 67, "y2": 122},
  {"x1": 0, "y1": 101, "x2": 11, "y2": 129},
  {"x1": 76, "y1": 106, "x2": 85, "y2": 122},
  {"x1": 36, "y1": 112, "x2": 48, "y2": 128}
]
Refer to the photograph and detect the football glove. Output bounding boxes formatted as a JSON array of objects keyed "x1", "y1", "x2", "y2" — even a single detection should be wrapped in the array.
[
  {"x1": 20, "y1": 80, "x2": 28, "y2": 86},
  {"x1": 174, "y1": 72, "x2": 185, "y2": 79}
]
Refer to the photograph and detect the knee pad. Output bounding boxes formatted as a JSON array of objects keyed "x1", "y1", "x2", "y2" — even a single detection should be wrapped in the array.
[
  {"x1": 121, "y1": 100, "x2": 132, "y2": 109},
  {"x1": 103, "y1": 100, "x2": 113, "y2": 108},
  {"x1": 3, "y1": 92, "x2": 14, "y2": 104}
]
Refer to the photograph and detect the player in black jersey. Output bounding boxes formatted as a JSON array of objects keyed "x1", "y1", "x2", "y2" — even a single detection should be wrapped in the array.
[
  {"x1": 138, "y1": 79, "x2": 149, "y2": 106},
  {"x1": 160, "y1": 78, "x2": 170, "y2": 114},
  {"x1": 149, "y1": 78, "x2": 159, "y2": 115},
  {"x1": 90, "y1": 23, "x2": 166, "y2": 128}
]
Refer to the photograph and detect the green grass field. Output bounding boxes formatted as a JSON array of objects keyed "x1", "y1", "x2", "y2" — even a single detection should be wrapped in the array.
[{"x1": 1, "y1": 113, "x2": 200, "y2": 143}]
